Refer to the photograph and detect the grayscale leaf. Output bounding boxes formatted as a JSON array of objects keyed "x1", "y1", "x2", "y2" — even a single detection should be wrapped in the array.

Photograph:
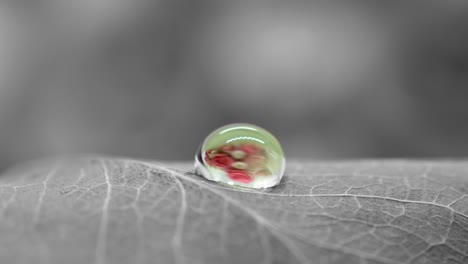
[{"x1": 0, "y1": 157, "x2": 467, "y2": 264}]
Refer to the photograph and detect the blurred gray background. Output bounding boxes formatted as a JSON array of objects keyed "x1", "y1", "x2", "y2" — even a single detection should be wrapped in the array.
[{"x1": 1, "y1": 0, "x2": 468, "y2": 169}]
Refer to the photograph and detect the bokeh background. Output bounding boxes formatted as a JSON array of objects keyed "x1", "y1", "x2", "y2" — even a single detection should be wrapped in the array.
[{"x1": 1, "y1": 0, "x2": 468, "y2": 169}]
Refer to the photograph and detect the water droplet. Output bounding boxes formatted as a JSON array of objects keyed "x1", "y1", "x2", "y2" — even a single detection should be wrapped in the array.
[{"x1": 195, "y1": 123, "x2": 285, "y2": 188}]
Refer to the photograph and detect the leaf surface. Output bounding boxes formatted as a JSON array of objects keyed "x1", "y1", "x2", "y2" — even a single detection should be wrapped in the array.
[{"x1": 0, "y1": 157, "x2": 467, "y2": 264}]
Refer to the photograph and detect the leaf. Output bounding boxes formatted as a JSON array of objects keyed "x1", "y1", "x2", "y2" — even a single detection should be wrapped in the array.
[{"x1": 0, "y1": 157, "x2": 467, "y2": 264}]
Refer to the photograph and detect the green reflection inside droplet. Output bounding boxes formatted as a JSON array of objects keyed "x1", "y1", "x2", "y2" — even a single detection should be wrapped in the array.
[{"x1": 195, "y1": 123, "x2": 285, "y2": 188}]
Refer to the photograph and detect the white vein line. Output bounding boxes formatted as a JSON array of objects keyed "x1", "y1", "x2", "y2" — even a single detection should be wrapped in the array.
[
  {"x1": 149, "y1": 166, "x2": 445, "y2": 264},
  {"x1": 156, "y1": 166, "x2": 310, "y2": 264},
  {"x1": 73, "y1": 183, "x2": 107, "y2": 201},
  {"x1": 337, "y1": 230, "x2": 370, "y2": 246},
  {"x1": 148, "y1": 185, "x2": 177, "y2": 211},
  {"x1": 132, "y1": 179, "x2": 146, "y2": 264},
  {"x1": 182, "y1": 181, "x2": 468, "y2": 219},
  {"x1": 447, "y1": 195, "x2": 467, "y2": 207},
  {"x1": 70, "y1": 169, "x2": 86, "y2": 187},
  {"x1": 280, "y1": 228, "x2": 399, "y2": 264},
  {"x1": 171, "y1": 171, "x2": 187, "y2": 264},
  {"x1": 405, "y1": 240, "x2": 467, "y2": 264},
  {"x1": 0, "y1": 187, "x2": 18, "y2": 220},
  {"x1": 218, "y1": 201, "x2": 229, "y2": 260},
  {"x1": 136, "y1": 161, "x2": 468, "y2": 263},
  {"x1": 440, "y1": 211, "x2": 454, "y2": 246},
  {"x1": 306, "y1": 194, "x2": 467, "y2": 219},
  {"x1": 95, "y1": 160, "x2": 112, "y2": 264},
  {"x1": 258, "y1": 223, "x2": 273, "y2": 264},
  {"x1": 0, "y1": 183, "x2": 42, "y2": 189},
  {"x1": 33, "y1": 163, "x2": 59, "y2": 225},
  {"x1": 334, "y1": 218, "x2": 436, "y2": 246}
]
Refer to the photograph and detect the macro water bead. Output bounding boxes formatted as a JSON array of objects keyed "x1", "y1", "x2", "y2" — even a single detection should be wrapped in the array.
[{"x1": 195, "y1": 124, "x2": 285, "y2": 188}]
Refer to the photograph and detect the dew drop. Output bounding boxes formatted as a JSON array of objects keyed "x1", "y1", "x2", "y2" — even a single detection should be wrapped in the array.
[{"x1": 195, "y1": 123, "x2": 285, "y2": 188}]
